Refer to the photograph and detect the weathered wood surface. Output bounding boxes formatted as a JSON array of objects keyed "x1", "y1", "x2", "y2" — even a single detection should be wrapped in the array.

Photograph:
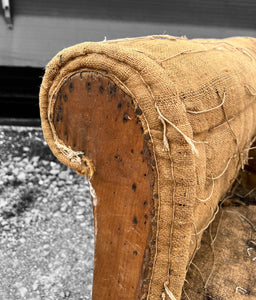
[{"x1": 53, "y1": 71, "x2": 154, "y2": 299}]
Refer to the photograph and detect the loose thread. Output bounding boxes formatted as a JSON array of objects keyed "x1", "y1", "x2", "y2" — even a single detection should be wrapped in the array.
[
  {"x1": 162, "y1": 282, "x2": 177, "y2": 300},
  {"x1": 182, "y1": 287, "x2": 191, "y2": 300},
  {"x1": 55, "y1": 140, "x2": 84, "y2": 163},
  {"x1": 237, "y1": 48, "x2": 254, "y2": 61},
  {"x1": 159, "y1": 116, "x2": 170, "y2": 151},
  {"x1": 193, "y1": 205, "x2": 220, "y2": 236},
  {"x1": 204, "y1": 223, "x2": 216, "y2": 290},
  {"x1": 187, "y1": 91, "x2": 226, "y2": 115},
  {"x1": 155, "y1": 104, "x2": 199, "y2": 155},
  {"x1": 235, "y1": 187, "x2": 256, "y2": 199},
  {"x1": 151, "y1": 35, "x2": 187, "y2": 41},
  {"x1": 160, "y1": 50, "x2": 191, "y2": 63},
  {"x1": 192, "y1": 40, "x2": 255, "y2": 61},
  {"x1": 211, "y1": 116, "x2": 235, "y2": 131},
  {"x1": 221, "y1": 99, "x2": 238, "y2": 149},
  {"x1": 236, "y1": 287, "x2": 249, "y2": 295},
  {"x1": 187, "y1": 222, "x2": 200, "y2": 268},
  {"x1": 211, "y1": 209, "x2": 223, "y2": 245},
  {"x1": 247, "y1": 247, "x2": 254, "y2": 257},
  {"x1": 196, "y1": 178, "x2": 214, "y2": 202},
  {"x1": 159, "y1": 46, "x2": 223, "y2": 64},
  {"x1": 207, "y1": 156, "x2": 234, "y2": 180},
  {"x1": 55, "y1": 140, "x2": 95, "y2": 178},
  {"x1": 245, "y1": 84, "x2": 256, "y2": 96},
  {"x1": 191, "y1": 262, "x2": 205, "y2": 286},
  {"x1": 225, "y1": 210, "x2": 256, "y2": 232}
]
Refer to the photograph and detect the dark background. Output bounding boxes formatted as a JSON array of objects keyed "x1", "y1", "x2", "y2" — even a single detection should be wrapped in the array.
[{"x1": 10, "y1": 0, "x2": 256, "y2": 29}]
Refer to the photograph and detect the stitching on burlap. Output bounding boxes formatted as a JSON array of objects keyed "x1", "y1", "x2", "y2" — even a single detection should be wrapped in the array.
[
  {"x1": 182, "y1": 287, "x2": 191, "y2": 300},
  {"x1": 46, "y1": 54, "x2": 164, "y2": 299},
  {"x1": 104, "y1": 35, "x2": 186, "y2": 45},
  {"x1": 193, "y1": 194, "x2": 231, "y2": 239},
  {"x1": 226, "y1": 210, "x2": 256, "y2": 232},
  {"x1": 220, "y1": 95, "x2": 239, "y2": 150},
  {"x1": 117, "y1": 51, "x2": 183, "y2": 300},
  {"x1": 233, "y1": 47, "x2": 254, "y2": 61},
  {"x1": 192, "y1": 40, "x2": 255, "y2": 61},
  {"x1": 133, "y1": 49, "x2": 158, "y2": 62},
  {"x1": 185, "y1": 202, "x2": 225, "y2": 298},
  {"x1": 47, "y1": 62, "x2": 170, "y2": 299},
  {"x1": 235, "y1": 187, "x2": 256, "y2": 199},
  {"x1": 81, "y1": 51, "x2": 206, "y2": 299},
  {"x1": 159, "y1": 46, "x2": 225, "y2": 64},
  {"x1": 95, "y1": 52, "x2": 190, "y2": 299},
  {"x1": 187, "y1": 223, "x2": 200, "y2": 269},
  {"x1": 159, "y1": 115, "x2": 170, "y2": 152},
  {"x1": 159, "y1": 50, "x2": 191, "y2": 63},
  {"x1": 44, "y1": 43, "x2": 255, "y2": 299},
  {"x1": 162, "y1": 282, "x2": 177, "y2": 300},
  {"x1": 193, "y1": 205, "x2": 220, "y2": 236},
  {"x1": 196, "y1": 178, "x2": 214, "y2": 202},
  {"x1": 44, "y1": 47, "x2": 200, "y2": 300},
  {"x1": 131, "y1": 66, "x2": 177, "y2": 300},
  {"x1": 245, "y1": 84, "x2": 256, "y2": 96},
  {"x1": 156, "y1": 105, "x2": 199, "y2": 155},
  {"x1": 204, "y1": 223, "x2": 216, "y2": 290},
  {"x1": 187, "y1": 91, "x2": 226, "y2": 115},
  {"x1": 93, "y1": 69, "x2": 163, "y2": 300},
  {"x1": 207, "y1": 156, "x2": 234, "y2": 180},
  {"x1": 191, "y1": 262, "x2": 205, "y2": 286},
  {"x1": 41, "y1": 37, "x2": 256, "y2": 300},
  {"x1": 210, "y1": 116, "x2": 236, "y2": 131},
  {"x1": 164, "y1": 143, "x2": 176, "y2": 300}
]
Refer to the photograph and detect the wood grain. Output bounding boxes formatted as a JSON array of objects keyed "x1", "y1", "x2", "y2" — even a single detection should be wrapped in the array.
[{"x1": 53, "y1": 71, "x2": 154, "y2": 299}]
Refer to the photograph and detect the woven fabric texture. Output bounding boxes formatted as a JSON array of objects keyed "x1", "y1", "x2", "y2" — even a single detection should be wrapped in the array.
[
  {"x1": 40, "y1": 36, "x2": 256, "y2": 300},
  {"x1": 183, "y1": 204, "x2": 256, "y2": 299}
]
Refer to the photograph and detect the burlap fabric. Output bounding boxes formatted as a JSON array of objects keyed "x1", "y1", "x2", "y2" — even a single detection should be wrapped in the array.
[
  {"x1": 182, "y1": 203, "x2": 256, "y2": 299},
  {"x1": 39, "y1": 36, "x2": 256, "y2": 299}
]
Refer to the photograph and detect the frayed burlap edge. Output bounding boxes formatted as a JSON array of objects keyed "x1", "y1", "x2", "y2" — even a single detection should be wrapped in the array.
[{"x1": 39, "y1": 36, "x2": 196, "y2": 300}]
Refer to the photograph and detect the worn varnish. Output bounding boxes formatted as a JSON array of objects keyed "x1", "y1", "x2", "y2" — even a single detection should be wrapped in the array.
[{"x1": 53, "y1": 71, "x2": 154, "y2": 299}]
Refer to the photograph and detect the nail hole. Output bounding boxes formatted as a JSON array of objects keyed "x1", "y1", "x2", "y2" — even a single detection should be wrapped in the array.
[
  {"x1": 86, "y1": 82, "x2": 91, "y2": 91},
  {"x1": 69, "y1": 82, "x2": 74, "y2": 92},
  {"x1": 133, "y1": 216, "x2": 138, "y2": 225},
  {"x1": 99, "y1": 85, "x2": 104, "y2": 94},
  {"x1": 135, "y1": 107, "x2": 142, "y2": 115}
]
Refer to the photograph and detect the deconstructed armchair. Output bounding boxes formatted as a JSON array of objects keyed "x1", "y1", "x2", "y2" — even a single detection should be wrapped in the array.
[{"x1": 40, "y1": 36, "x2": 256, "y2": 300}]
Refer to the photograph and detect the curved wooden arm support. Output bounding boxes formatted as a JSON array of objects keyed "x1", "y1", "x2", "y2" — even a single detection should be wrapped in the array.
[{"x1": 52, "y1": 71, "x2": 155, "y2": 299}]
